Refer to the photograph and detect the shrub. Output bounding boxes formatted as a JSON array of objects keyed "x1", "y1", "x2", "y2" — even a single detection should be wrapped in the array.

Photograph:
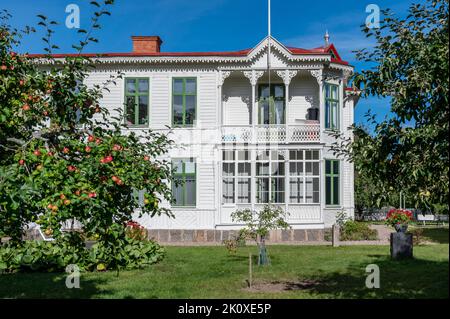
[
  {"x1": 0, "y1": 225, "x2": 164, "y2": 273},
  {"x1": 339, "y1": 221, "x2": 378, "y2": 241}
]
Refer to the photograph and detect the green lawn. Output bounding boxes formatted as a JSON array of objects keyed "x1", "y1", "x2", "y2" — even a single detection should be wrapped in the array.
[{"x1": 0, "y1": 243, "x2": 448, "y2": 299}]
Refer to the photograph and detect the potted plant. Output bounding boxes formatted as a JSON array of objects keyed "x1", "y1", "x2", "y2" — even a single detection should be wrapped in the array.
[{"x1": 385, "y1": 209, "x2": 413, "y2": 232}]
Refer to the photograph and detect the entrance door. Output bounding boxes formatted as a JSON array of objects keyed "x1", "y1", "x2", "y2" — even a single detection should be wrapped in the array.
[{"x1": 258, "y1": 84, "x2": 285, "y2": 124}]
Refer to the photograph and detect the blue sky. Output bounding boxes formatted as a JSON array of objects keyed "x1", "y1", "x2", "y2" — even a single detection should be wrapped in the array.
[{"x1": 3, "y1": 0, "x2": 421, "y2": 126}]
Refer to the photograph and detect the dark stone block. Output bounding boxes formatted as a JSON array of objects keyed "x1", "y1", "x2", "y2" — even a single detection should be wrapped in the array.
[
  {"x1": 169, "y1": 230, "x2": 182, "y2": 242},
  {"x1": 147, "y1": 230, "x2": 158, "y2": 241},
  {"x1": 195, "y1": 230, "x2": 205, "y2": 242},
  {"x1": 183, "y1": 230, "x2": 194, "y2": 242},
  {"x1": 307, "y1": 230, "x2": 319, "y2": 241},
  {"x1": 206, "y1": 230, "x2": 215, "y2": 242},
  {"x1": 281, "y1": 230, "x2": 291, "y2": 241},
  {"x1": 221, "y1": 230, "x2": 229, "y2": 241},
  {"x1": 294, "y1": 229, "x2": 306, "y2": 241},
  {"x1": 390, "y1": 233, "x2": 413, "y2": 259},
  {"x1": 158, "y1": 230, "x2": 169, "y2": 242}
]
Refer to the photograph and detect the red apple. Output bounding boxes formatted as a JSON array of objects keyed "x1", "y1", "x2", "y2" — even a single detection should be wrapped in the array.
[
  {"x1": 88, "y1": 135, "x2": 95, "y2": 142},
  {"x1": 22, "y1": 104, "x2": 30, "y2": 111},
  {"x1": 18, "y1": 159, "x2": 25, "y2": 165},
  {"x1": 63, "y1": 147, "x2": 70, "y2": 154},
  {"x1": 1, "y1": 65, "x2": 6, "y2": 71},
  {"x1": 85, "y1": 146, "x2": 92, "y2": 153},
  {"x1": 144, "y1": 155, "x2": 150, "y2": 161},
  {"x1": 88, "y1": 192, "x2": 97, "y2": 198},
  {"x1": 33, "y1": 149, "x2": 41, "y2": 156}
]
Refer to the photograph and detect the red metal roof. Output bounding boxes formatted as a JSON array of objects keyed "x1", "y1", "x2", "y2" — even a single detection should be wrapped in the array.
[{"x1": 28, "y1": 43, "x2": 349, "y2": 65}]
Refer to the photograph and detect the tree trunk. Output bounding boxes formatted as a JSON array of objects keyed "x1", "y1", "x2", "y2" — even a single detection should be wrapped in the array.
[{"x1": 258, "y1": 235, "x2": 269, "y2": 266}]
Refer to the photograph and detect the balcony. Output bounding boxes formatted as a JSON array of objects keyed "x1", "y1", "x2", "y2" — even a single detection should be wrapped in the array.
[{"x1": 221, "y1": 122, "x2": 320, "y2": 144}]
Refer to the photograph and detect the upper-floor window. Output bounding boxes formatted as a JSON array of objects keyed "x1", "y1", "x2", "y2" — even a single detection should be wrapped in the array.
[
  {"x1": 173, "y1": 78, "x2": 196, "y2": 127},
  {"x1": 172, "y1": 158, "x2": 196, "y2": 207},
  {"x1": 125, "y1": 78, "x2": 149, "y2": 127},
  {"x1": 324, "y1": 83, "x2": 339, "y2": 130},
  {"x1": 258, "y1": 84, "x2": 285, "y2": 124}
]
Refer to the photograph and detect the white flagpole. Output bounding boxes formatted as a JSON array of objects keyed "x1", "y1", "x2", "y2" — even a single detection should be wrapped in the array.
[{"x1": 267, "y1": 0, "x2": 271, "y2": 115}]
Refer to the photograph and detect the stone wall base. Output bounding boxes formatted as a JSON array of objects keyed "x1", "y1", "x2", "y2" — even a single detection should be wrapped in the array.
[{"x1": 147, "y1": 229, "x2": 325, "y2": 244}]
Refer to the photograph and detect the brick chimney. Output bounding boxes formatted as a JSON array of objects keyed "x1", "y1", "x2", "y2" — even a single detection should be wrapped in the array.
[{"x1": 131, "y1": 36, "x2": 163, "y2": 54}]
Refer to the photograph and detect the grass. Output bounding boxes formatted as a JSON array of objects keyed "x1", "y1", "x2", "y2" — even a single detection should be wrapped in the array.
[{"x1": 0, "y1": 243, "x2": 448, "y2": 299}]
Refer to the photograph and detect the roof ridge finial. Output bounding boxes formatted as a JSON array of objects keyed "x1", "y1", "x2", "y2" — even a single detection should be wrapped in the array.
[{"x1": 324, "y1": 30, "x2": 330, "y2": 46}]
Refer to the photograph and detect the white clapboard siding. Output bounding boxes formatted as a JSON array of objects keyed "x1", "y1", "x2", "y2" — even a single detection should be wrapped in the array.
[
  {"x1": 223, "y1": 78, "x2": 252, "y2": 125},
  {"x1": 198, "y1": 73, "x2": 218, "y2": 128},
  {"x1": 151, "y1": 73, "x2": 170, "y2": 129},
  {"x1": 288, "y1": 77, "x2": 318, "y2": 124}
]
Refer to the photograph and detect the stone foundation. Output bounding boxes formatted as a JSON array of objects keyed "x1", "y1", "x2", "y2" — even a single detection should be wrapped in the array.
[{"x1": 147, "y1": 229, "x2": 325, "y2": 244}]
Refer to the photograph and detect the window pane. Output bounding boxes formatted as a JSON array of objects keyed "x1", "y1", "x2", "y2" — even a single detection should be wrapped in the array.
[
  {"x1": 138, "y1": 79, "x2": 148, "y2": 93},
  {"x1": 312, "y1": 162, "x2": 319, "y2": 175},
  {"x1": 238, "y1": 163, "x2": 251, "y2": 176},
  {"x1": 256, "y1": 162, "x2": 269, "y2": 176},
  {"x1": 325, "y1": 101, "x2": 330, "y2": 128},
  {"x1": 313, "y1": 177, "x2": 320, "y2": 203},
  {"x1": 237, "y1": 150, "x2": 249, "y2": 161},
  {"x1": 256, "y1": 178, "x2": 269, "y2": 203},
  {"x1": 257, "y1": 151, "x2": 270, "y2": 161},
  {"x1": 173, "y1": 79, "x2": 183, "y2": 94},
  {"x1": 305, "y1": 177, "x2": 315, "y2": 203},
  {"x1": 126, "y1": 96, "x2": 135, "y2": 125},
  {"x1": 185, "y1": 161, "x2": 195, "y2": 174},
  {"x1": 185, "y1": 79, "x2": 196, "y2": 94},
  {"x1": 274, "y1": 101, "x2": 284, "y2": 124},
  {"x1": 223, "y1": 163, "x2": 235, "y2": 177},
  {"x1": 185, "y1": 95, "x2": 196, "y2": 125},
  {"x1": 325, "y1": 176, "x2": 331, "y2": 205},
  {"x1": 305, "y1": 162, "x2": 312, "y2": 175},
  {"x1": 223, "y1": 150, "x2": 235, "y2": 161},
  {"x1": 185, "y1": 177, "x2": 196, "y2": 206},
  {"x1": 289, "y1": 150, "x2": 297, "y2": 160},
  {"x1": 289, "y1": 178, "x2": 303, "y2": 203},
  {"x1": 173, "y1": 95, "x2": 183, "y2": 125},
  {"x1": 237, "y1": 178, "x2": 251, "y2": 203},
  {"x1": 290, "y1": 162, "x2": 302, "y2": 175},
  {"x1": 332, "y1": 102, "x2": 338, "y2": 128},
  {"x1": 259, "y1": 100, "x2": 270, "y2": 124},
  {"x1": 138, "y1": 95, "x2": 148, "y2": 125},
  {"x1": 312, "y1": 150, "x2": 319, "y2": 160},
  {"x1": 333, "y1": 177, "x2": 339, "y2": 205},
  {"x1": 271, "y1": 162, "x2": 285, "y2": 176},
  {"x1": 331, "y1": 85, "x2": 338, "y2": 99},
  {"x1": 325, "y1": 160, "x2": 331, "y2": 174},
  {"x1": 260, "y1": 85, "x2": 270, "y2": 99},
  {"x1": 274, "y1": 85, "x2": 284, "y2": 98},
  {"x1": 271, "y1": 178, "x2": 285, "y2": 203},
  {"x1": 325, "y1": 84, "x2": 331, "y2": 98},
  {"x1": 126, "y1": 79, "x2": 136, "y2": 94},
  {"x1": 333, "y1": 160, "x2": 339, "y2": 175},
  {"x1": 222, "y1": 178, "x2": 235, "y2": 204},
  {"x1": 173, "y1": 177, "x2": 184, "y2": 206},
  {"x1": 305, "y1": 150, "x2": 312, "y2": 160},
  {"x1": 172, "y1": 160, "x2": 183, "y2": 174}
]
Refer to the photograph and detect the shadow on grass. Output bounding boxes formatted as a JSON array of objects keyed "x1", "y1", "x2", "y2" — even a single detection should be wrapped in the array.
[
  {"x1": 0, "y1": 271, "x2": 112, "y2": 299},
  {"x1": 421, "y1": 228, "x2": 449, "y2": 244},
  {"x1": 306, "y1": 256, "x2": 449, "y2": 299}
]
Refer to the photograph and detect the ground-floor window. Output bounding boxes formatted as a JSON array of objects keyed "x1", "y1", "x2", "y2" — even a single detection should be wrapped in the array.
[
  {"x1": 172, "y1": 158, "x2": 196, "y2": 207},
  {"x1": 325, "y1": 159, "x2": 340, "y2": 206},
  {"x1": 222, "y1": 149, "x2": 320, "y2": 205}
]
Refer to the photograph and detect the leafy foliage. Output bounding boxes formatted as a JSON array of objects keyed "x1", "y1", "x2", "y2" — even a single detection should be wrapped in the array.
[
  {"x1": 339, "y1": 221, "x2": 378, "y2": 241},
  {"x1": 231, "y1": 204, "x2": 290, "y2": 265},
  {"x1": 332, "y1": 0, "x2": 449, "y2": 213},
  {"x1": 0, "y1": 227, "x2": 165, "y2": 273},
  {"x1": 0, "y1": 2, "x2": 172, "y2": 271}
]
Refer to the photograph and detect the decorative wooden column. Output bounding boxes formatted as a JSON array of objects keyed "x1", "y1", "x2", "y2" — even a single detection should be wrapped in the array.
[
  {"x1": 310, "y1": 69, "x2": 323, "y2": 141},
  {"x1": 276, "y1": 70, "x2": 298, "y2": 143},
  {"x1": 243, "y1": 70, "x2": 264, "y2": 141},
  {"x1": 218, "y1": 70, "x2": 231, "y2": 126}
]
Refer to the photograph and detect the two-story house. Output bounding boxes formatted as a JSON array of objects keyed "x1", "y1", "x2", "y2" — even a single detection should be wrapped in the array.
[{"x1": 49, "y1": 34, "x2": 359, "y2": 242}]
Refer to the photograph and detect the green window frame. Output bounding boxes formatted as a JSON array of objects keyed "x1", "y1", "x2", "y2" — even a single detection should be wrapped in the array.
[
  {"x1": 172, "y1": 77, "x2": 197, "y2": 127},
  {"x1": 325, "y1": 159, "x2": 340, "y2": 206},
  {"x1": 172, "y1": 158, "x2": 196, "y2": 207},
  {"x1": 258, "y1": 84, "x2": 285, "y2": 124},
  {"x1": 324, "y1": 83, "x2": 339, "y2": 130},
  {"x1": 124, "y1": 77, "x2": 149, "y2": 127}
]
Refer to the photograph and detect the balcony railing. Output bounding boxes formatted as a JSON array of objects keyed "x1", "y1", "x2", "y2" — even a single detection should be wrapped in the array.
[{"x1": 221, "y1": 122, "x2": 320, "y2": 144}]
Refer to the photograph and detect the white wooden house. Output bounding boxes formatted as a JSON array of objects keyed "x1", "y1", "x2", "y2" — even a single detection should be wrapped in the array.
[{"x1": 44, "y1": 35, "x2": 359, "y2": 242}]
